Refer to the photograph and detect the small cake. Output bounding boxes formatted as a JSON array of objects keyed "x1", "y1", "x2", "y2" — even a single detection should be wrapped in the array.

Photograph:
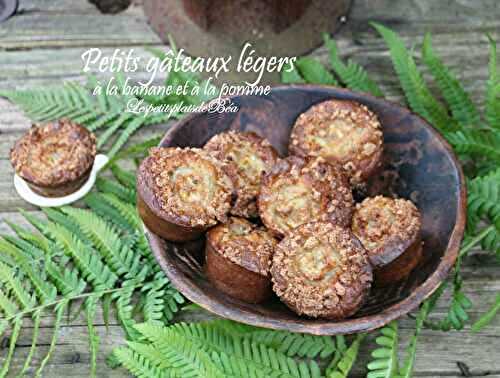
[
  {"x1": 10, "y1": 120, "x2": 97, "y2": 197},
  {"x1": 204, "y1": 131, "x2": 279, "y2": 218},
  {"x1": 137, "y1": 147, "x2": 233, "y2": 242},
  {"x1": 289, "y1": 99, "x2": 383, "y2": 185},
  {"x1": 258, "y1": 155, "x2": 354, "y2": 238},
  {"x1": 352, "y1": 196, "x2": 422, "y2": 284},
  {"x1": 205, "y1": 217, "x2": 277, "y2": 303},
  {"x1": 271, "y1": 222, "x2": 372, "y2": 319}
]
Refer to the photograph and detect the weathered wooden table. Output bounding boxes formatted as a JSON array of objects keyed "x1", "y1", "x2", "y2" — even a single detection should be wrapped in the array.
[{"x1": 0, "y1": 0, "x2": 499, "y2": 376}]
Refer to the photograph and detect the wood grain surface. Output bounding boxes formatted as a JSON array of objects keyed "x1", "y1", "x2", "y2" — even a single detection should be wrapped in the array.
[{"x1": 0, "y1": 0, "x2": 499, "y2": 376}]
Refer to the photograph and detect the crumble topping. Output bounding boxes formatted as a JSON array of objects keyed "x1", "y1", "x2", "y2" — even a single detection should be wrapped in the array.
[
  {"x1": 10, "y1": 120, "x2": 97, "y2": 187},
  {"x1": 144, "y1": 147, "x2": 233, "y2": 227},
  {"x1": 258, "y1": 156, "x2": 354, "y2": 238},
  {"x1": 289, "y1": 99, "x2": 383, "y2": 184},
  {"x1": 207, "y1": 217, "x2": 277, "y2": 275},
  {"x1": 271, "y1": 222, "x2": 372, "y2": 319},
  {"x1": 352, "y1": 195, "x2": 421, "y2": 257},
  {"x1": 204, "y1": 131, "x2": 279, "y2": 218}
]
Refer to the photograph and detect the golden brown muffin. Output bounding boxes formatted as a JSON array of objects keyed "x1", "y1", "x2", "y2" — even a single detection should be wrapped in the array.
[
  {"x1": 205, "y1": 217, "x2": 277, "y2": 303},
  {"x1": 271, "y1": 222, "x2": 373, "y2": 319},
  {"x1": 204, "y1": 131, "x2": 280, "y2": 218},
  {"x1": 289, "y1": 99, "x2": 383, "y2": 185},
  {"x1": 137, "y1": 147, "x2": 233, "y2": 242},
  {"x1": 10, "y1": 120, "x2": 97, "y2": 197},
  {"x1": 352, "y1": 196, "x2": 422, "y2": 284},
  {"x1": 258, "y1": 155, "x2": 354, "y2": 238}
]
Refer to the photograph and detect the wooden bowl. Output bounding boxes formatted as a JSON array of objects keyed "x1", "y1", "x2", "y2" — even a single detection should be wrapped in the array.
[{"x1": 146, "y1": 85, "x2": 466, "y2": 335}]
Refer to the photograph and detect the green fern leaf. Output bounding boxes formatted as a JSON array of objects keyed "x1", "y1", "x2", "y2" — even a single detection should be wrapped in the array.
[
  {"x1": 141, "y1": 276, "x2": 168, "y2": 323},
  {"x1": 324, "y1": 35, "x2": 383, "y2": 97},
  {"x1": 486, "y1": 35, "x2": 500, "y2": 129},
  {"x1": 18, "y1": 310, "x2": 42, "y2": 377},
  {"x1": 0, "y1": 261, "x2": 36, "y2": 310},
  {"x1": 447, "y1": 129, "x2": 500, "y2": 162},
  {"x1": 86, "y1": 296, "x2": 101, "y2": 378},
  {"x1": 108, "y1": 115, "x2": 148, "y2": 159},
  {"x1": 96, "y1": 177, "x2": 136, "y2": 204},
  {"x1": 295, "y1": 57, "x2": 338, "y2": 85},
  {"x1": 61, "y1": 207, "x2": 143, "y2": 279},
  {"x1": 111, "y1": 164, "x2": 137, "y2": 189},
  {"x1": 472, "y1": 293, "x2": 500, "y2": 332},
  {"x1": 211, "y1": 319, "x2": 336, "y2": 359},
  {"x1": 114, "y1": 282, "x2": 141, "y2": 340},
  {"x1": 0, "y1": 238, "x2": 57, "y2": 303},
  {"x1": 36, "y1": 300, "x2": 67, "y2": 377},
  {"x1": 45, "y1": 222, "x2": 118, "y2": 290},
  {"x1": 422, "y1": 33, "x2": 480, "y2": 128},
  {"x1": 85, "y1": 192, "x2": 136, "y2": 233},
  {"x1": 134, "y1": 322, "x2": 221, "y2": 377},
  {"x1": 327, "y1": 334, "x2": 365, "y2": 378},
  {"x1": 367, "y1": 321, "x2": 399, "y2": 378},
  {"x1": 42, "y1": 207, "x2": 94, "y2": 246},
  {"x1": 0, "y1": 291, "x2": 18, "y2": 317},
  {"x1": 281, "y1": 61, "x2": 306, "y2": 84},
  {"x1": 99, "y1": 192, "x2": 142, "y2": 230},
  {"x1": 163, "y1": 321, "x2": 321, "y2": 378},
  {"x1": 372, "y1": 23, "x2": 456, "y2": 132},
  {"x1": 396, "y1": 302, "x2": 430, "y2": 378},
  {"x1": 467, "y1": 168, "x2": 500, "y2": 255},
  {"x1": 0, "y1": 316, "x2": 23, "y2": 377},
  {"x1": 113, "y1": 346, "x2": 166, "y2": 378}
]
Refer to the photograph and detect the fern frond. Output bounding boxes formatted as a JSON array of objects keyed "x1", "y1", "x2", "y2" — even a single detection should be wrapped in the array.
[
  {"x1": 86, "y1": 296, "x2": 101, "y2": 378},
  {"x1": 61, "y1": 207, "x2": 143, "y2": 279},
  {"x1": 161, "y1": 321, "x2": 321, "y2": 378},
  {"x1": 295, "y1": 57, "x2": 338, "y2": 85},
  {"x1": 367, "y1": 321, "x2": 399, "y2": 378},
  {"x1": 281, "y1": 61, "x2": 306, "y2": 84},
  {"x1": 467, "y1": 168, "x2": 500, "y2": 255},
  {"x1": 105, "y1": 135, "x2": 161, "y2": 167},
  {"x1": 96, "y1": 177, "x2": 136, "y2": 204},
  {"x1": 84, "y1": 192, "x2": 136, "y2": 233},
  {"x1": 35, "y1": 300, "x2": 67, "y2": 377},
  {"x1": 486, "y1": 35, "x2": 500, "y2": 129},
  {"x1": 396, "y1": 301, "x2": 430, "y2": 378},
  {"x1": 324, "y1": 35, "x2": 383, "y2": 97},
  {"x1": 18, "y1": 310, "x2": 43, "y2": 377},
  {"x1": 422, "y1": 33, "x2": 480, "y2": 128},
  {"x1": 447, "y1": 129, "x2": 500, "y2": 162},
  {"x1": 114, "y1": 282, "x2": 141, "y2": 340},
  {"x1": 134, "y1": 323, "x2": 221, "y2": 377},
  {"x1": 472, "y1": 293, "x2": 500, "y2": 332},
  {"x1": 45, "y1": 222, "x2": 118, "y2": 290},
  {"x1": 108, "y1": 115, "x2": 148, "y2": 159},
  {"x1": 0, "y1": 316, "x2": 22, "y2": 377},
  {"x1": 111, "y1": 164, "x2": 137, "y2": 189},
  {"x1": 0, "y1": 261, "x2": 36, "y2": 310},
  {"x1": 45, "y1": 260, "x2": 87, "y2": 296},
  {"x1": 211, "y1": 319, "x2": 336, "y2": 358},
  {"x1": 0, "y1": 238, "x2": 57, "y2": 303},
  {"x1": 113, "y1": 346, "x2": 166, "y2": 378},
  {"x1": 327, "y1": 334, "x2": 365, "y2": 378},
  {"x1": 372, "y1": 23, "x2": 456, "y2": 132},
  {"x1": 100, "y1": 192, "x2": 142, "y2": 230},
  {"x1": 141, "y1": 275, "x2": 168, "y2": 323},
  {"x1": 0, "y1": 291, "x2": 18, "y2": 317}
]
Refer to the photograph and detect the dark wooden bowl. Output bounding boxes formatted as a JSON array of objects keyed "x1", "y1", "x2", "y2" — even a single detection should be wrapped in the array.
[{"x1": 146, "y1": 85, "x2": 466, "y2": 335}]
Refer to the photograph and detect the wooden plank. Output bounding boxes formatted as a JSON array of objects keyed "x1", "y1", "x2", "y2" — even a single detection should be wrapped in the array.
[
  {"x1": 2, "y1": 315, "x2": 500, "y2": 377},
  {"x1": 0, "y1": 2, "x2": 160, "y2": 50}
]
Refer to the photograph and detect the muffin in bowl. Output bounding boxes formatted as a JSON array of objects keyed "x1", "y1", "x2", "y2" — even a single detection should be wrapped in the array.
[
  {"x1": 289, "y1": 99, "x2": 383, "y2": 186},
  {"x1": 137, "y1": 147, "x2": 233, "y2": 242}
]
